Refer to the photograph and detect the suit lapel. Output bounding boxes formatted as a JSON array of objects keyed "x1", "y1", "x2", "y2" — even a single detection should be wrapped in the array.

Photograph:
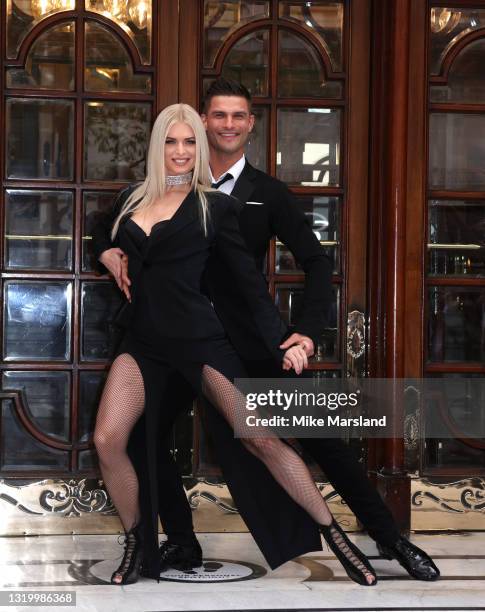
[
  {"x1": 148, "y1": 189, "x2": 199, "y2": 248},
  {"x1": 231, "y1": 161, "x2": 258, "y2": 204}
]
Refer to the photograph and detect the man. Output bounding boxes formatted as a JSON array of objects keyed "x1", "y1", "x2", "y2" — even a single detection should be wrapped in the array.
[{"x1": 124, "y1": 78, "x2": 439, "y2": 581}]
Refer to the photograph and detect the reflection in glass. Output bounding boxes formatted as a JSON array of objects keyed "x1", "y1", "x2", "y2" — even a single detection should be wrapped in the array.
[
  {"x1": 79, "y1": 371, "x2": 106, "y2": 441},
  {"x1": 83, "y1": 192, "x2": 117, "y2": 271},
  {"x1": 2, "y1": 371, "x2": 70, "y2": 441},
  {"x1": 277, "y1": 108, "x2": 340, "y2": 186},
  {"x1": 276, "y1": 196, "x2": 340, "y2": 273},
  {"x1": 425, "y1": 377, "x2": 485, "y2": 439},
  {"x1": 0, "y1": 401, "x2": 68, "y2": 470},
  {"x1": 85, "y1": 0, "x2": 152, "y2": 64},
  {"x1": 203, "y1": 0, "x2": 270, "y2": 67},
  {"x1": 81, "y1": 282, "x2": 124, "y2": 361},
  {"x1": 7, "y1": 0, "x2": 75, "y2": 59},
  {"x1": 78, "y1": 449, "x2": 98, "y2": 469},
  {"x1": 428, "y1": 287, "x2": 485, "y2": 363},
  {"x1": 278, "y1": 30, "x2": 342, "y2": 98},
  {"x1": 5, "y1": 190, "x2": 73, "y2": 271},
  {"x1": 276, "y1": 284, "x2": 339, "y2": 360},
  {"x1": 6, "y1": 21, "x2": 75, "y2": 90},
  {"x1": 3, "y1": 281, "x2": 72, "y2": 361},
  {"x1": 428, "y1": 200, "x2": 485, "y2": 277},
  {"x1": 424, "y1": 437, "x2": 485, "y2": 470},
  {"x1": 6, "y1": 99, "x2": 74, "y2": 180},
  {"x1": 246, "y1": 106, "x2": 267, "y2": 172},
  {"x1": 429, "y1": 8, "x2": 485, "y2": 75},
  {"x1": 430, "y1": 38, "x2": 485, "y2": 103},
  {"x1": 423, "y1": 373, "x2": 485, "y2": 470},
  {"x1": 279, "y1": 1, "x2": 344, "y2": 71},
  {"x1": 221, "y1": 30, "x2": 269, "y2": 96},
  {"x1": 429, "y1": 113, "x2": 485, "y2": 190},
  {"x1": 84, "y1": 101, "x2": 150, "y2": 181},
  {"x1": 85, "y1": 21, "x2": 151, "y2": 93}
]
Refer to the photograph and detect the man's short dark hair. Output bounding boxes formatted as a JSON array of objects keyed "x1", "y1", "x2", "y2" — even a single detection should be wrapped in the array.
[{"x1": 202, "y1": 77, "x2": 253, "y2": 113}]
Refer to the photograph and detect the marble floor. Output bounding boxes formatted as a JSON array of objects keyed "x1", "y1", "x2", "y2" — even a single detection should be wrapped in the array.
[{"x1": 0, "y1": 532, "x2": 484, "y2": 612}]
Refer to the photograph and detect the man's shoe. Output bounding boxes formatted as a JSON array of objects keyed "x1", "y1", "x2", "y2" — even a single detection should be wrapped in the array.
[
  {"x1": 159, "y1": 539, "x2": 203, "y2": 572},
  {"x1": 377, "y1": 536, "x2": 440, "y2": 581}
]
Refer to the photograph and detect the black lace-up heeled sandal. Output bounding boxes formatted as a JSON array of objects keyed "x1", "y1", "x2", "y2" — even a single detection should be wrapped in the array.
[
  {"x1": 320, "y1": 519, "x2": 377, "y2": 586},
  {"x1": 111, "y1": 523, "x2": 144, "y2": 585}
]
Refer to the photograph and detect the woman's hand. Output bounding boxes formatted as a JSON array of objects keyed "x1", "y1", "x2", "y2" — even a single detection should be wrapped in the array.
[
  {"x1": 282, "y1": 344, "x2": 308, "y2": 375},
  {"x1": 99, "y1": 248, "x2": 131, "y2": 301}
]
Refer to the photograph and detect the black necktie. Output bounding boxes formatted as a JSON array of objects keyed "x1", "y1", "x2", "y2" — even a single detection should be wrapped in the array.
[{"x1": 211, "y1": 173, "x2": 233, "y2": 189}]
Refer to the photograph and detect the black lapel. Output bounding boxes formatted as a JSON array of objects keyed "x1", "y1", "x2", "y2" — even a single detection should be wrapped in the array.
[
  {"x1": 148, "y1": 189, "x2": 199, "y2": 248},
  {"x1": 231, "y1": 160, "x2": 258, "y2": 204}
]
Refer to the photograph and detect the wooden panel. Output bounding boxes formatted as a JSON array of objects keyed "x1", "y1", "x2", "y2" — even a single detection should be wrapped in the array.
[
  {"x1": 156, "y1": 0, "x2": 178, "y2": 111},
  {"x1": 405, "y1": 0, "x2": 428, "y2": 379},
  {"x1": 179, "y1": 0, "x2": 199, "y2": 108}
]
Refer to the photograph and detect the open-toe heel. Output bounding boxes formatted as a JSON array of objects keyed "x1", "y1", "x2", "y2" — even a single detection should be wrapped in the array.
[
  {"x1": 111, "y1": 523, "x2": 144, "y2": 585},
  {"x1": 319, "y1": 518, "x2": 377, "y2": 586}
]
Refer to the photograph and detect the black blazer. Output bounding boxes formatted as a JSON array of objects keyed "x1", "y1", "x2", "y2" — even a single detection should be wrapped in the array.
[
  {"x1": 91, "y1": 187, "x2": 287, "y2": 362},
  {"x1": 206, "y1": 160, "x2": 333, "y2": 359}
]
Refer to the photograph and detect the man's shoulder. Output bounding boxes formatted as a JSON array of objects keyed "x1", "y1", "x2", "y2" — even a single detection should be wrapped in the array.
[{"x1": 247, "y1": 164, "x2": 287, "y2": 191}]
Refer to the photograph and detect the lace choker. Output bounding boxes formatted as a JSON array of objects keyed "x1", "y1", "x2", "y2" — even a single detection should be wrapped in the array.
[{"x1": 165, "y1": 172, "x2": 193, "y2": 186}]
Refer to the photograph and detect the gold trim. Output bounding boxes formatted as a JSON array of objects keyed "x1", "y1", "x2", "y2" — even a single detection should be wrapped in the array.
[
  {"x1": 427, "y1": 243, "x2": 482, "y2": 250},
  {"x1": 5, "y1": 235, "x2": 73, "y2": 240}
]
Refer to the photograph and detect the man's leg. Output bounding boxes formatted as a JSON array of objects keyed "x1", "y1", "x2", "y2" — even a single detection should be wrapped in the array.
[
  {"x1": 155, "y1": 374, "x2": 202, "y2": 570},
  {"x1": 243, "y1": 359, "x2": 439, "y2": 580}
]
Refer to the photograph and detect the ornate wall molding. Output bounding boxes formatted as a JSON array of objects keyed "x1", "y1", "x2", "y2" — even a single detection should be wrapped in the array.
[
  {"x1": 0, "y1": 477, "x2": 356, "y2": 535},
  {"x1": 411, "y1": 477, "x2": 485, "y2": 530}
]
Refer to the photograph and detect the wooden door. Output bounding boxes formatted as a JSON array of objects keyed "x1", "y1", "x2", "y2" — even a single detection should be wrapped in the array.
[
  {"x1": 404, "y1": 0, "x2": 485, "y2": 530},
  {"x1": 0, "y1": 0, "x2": 180, "y2": 534},
  {"x1": 174, "y1": 0, "x2": 373, "y2": 527}
]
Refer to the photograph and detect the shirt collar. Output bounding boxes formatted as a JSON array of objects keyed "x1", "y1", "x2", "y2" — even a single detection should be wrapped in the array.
[{"x1": 210, "y1": 155, "x2": 246, "y2": 185}]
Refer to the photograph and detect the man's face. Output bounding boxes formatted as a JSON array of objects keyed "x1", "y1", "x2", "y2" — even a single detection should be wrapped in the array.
[{"x1": 202, "y1": 95, "x2": 255, "y2": 157}]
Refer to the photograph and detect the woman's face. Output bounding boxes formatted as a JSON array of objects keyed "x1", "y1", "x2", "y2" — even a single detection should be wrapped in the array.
[{"x1": 164, "y1": 122, "x2": 196, "y2": 176}]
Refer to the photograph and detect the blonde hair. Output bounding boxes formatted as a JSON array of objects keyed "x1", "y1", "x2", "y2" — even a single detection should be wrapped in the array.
[{"x1": 111, "y1": 103, "x2": 212, "y2": 240}]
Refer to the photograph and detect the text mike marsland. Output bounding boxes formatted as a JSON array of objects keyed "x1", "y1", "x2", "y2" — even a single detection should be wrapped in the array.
[{"x1": 246, "y1": 415, "x2": 387, "y2": 427}]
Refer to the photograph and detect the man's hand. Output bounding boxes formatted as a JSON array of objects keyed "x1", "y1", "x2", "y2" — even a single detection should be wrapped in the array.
[
  {"x1": 99, "y1": 248, "x2": 131, "y2": 301},
  {"x1": 280, "y1": 333, "x2": 314, "y2": 357}
]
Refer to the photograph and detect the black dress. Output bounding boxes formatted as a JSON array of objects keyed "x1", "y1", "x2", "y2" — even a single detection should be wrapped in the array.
[{"x1": 92, "y1": 187, "x2": 322, "y2": 577}]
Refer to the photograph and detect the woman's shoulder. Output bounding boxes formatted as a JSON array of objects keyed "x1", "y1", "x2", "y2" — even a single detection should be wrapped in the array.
[{"x1": 116, "y1": 182, "x2": 141, "y2": 204}]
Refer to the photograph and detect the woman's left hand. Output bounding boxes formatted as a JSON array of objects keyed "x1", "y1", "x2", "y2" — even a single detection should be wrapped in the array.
[{"x1": 282, "y1": 344, "x2": 308, "y2": 374}]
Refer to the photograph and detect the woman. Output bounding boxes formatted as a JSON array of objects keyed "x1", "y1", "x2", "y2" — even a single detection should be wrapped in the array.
[{"x1": 92, "y1": 104, "x2": 377, "y2": 586}]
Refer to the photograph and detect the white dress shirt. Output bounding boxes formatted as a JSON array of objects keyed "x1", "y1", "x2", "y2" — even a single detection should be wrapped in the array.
[{"x1": 210, "y1": 155, "x2": 246, "y2": 195}]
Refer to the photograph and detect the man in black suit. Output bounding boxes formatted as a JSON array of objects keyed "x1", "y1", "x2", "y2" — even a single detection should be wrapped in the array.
[{"x1": 124, "y1": 78, "x2": 439, "y2": 581}]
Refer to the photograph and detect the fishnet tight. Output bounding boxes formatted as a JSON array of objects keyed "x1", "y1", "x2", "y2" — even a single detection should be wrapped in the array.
[
  {"x1": 94, "y1": 353, "x2": 145, "y2": 531},
  {"x1": 201, "y1": 365, "x2": 375, "y2": 585},
  {"x1": 201, "y1": 365, "x2": 332, "y2": 525}
]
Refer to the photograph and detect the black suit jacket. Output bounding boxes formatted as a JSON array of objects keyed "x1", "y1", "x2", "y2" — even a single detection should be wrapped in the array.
[
  {"x1": 206, "y1": 160, "x2": 333, "y2": 359},
  {"x1": 92, "y1": 187, "x2": 287, "y2": 362}
]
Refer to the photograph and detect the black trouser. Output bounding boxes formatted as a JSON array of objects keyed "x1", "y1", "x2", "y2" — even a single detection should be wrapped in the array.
[{"x1": 156, "y1": 358, "x2": 400, "y2": 549}]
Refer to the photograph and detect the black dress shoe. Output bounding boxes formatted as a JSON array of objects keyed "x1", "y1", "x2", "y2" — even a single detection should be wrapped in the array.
[
  {"x1": 377, "y1": 536, "x2": 440, "y2": 581},
  {"x1": 159, "y1": 538, "x2": 203, "y2": 572}
]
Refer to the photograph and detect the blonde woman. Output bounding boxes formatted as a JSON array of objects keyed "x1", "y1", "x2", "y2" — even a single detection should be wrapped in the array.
[{"x1": 92, "y1": 104, "x2": 377, "y2": 586}]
